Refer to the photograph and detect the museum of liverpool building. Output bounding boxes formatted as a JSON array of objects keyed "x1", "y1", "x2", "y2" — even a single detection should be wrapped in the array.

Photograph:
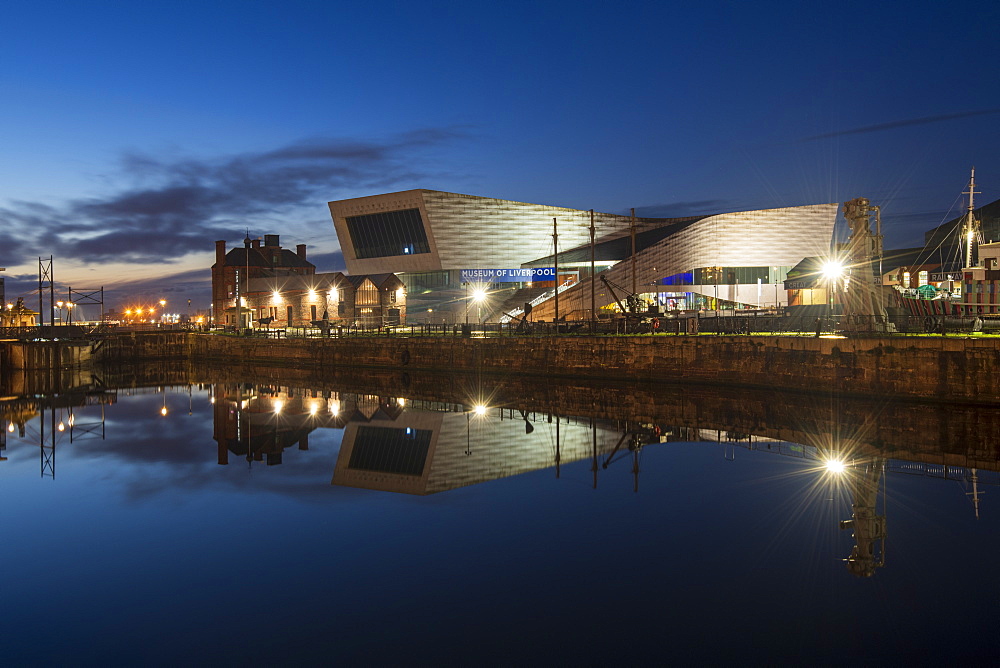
[{"x1": 328, "y1": 190, "x2": 838, "y2": 323}]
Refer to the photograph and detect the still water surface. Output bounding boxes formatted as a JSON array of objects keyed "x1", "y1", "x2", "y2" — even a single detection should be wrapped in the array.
[{"x1": 1, "y1": 371, "x2": 998, "y2": 665}]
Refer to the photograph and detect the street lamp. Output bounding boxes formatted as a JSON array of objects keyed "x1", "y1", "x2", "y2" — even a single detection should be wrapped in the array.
[
  {"x1": 472, "y1": 286, "x2": 487, "y2": 324},
  {"x1": 822, "y1": 260, "x2": 844, "y2": 327},
  {"x1": 56, "y1": 301, "x2": 64, "y2": 324}
]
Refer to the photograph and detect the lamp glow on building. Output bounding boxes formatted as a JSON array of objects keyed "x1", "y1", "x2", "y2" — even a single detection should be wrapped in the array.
[
  {"x1": 825, "y1": 458, "x2": 846, "y2": 474},
  {"x1": 822, "y1": 261, "x2": 844, "y2": 280},
  {"x1": 470, "y1": 285, "x2": 488, "y2": 324}
]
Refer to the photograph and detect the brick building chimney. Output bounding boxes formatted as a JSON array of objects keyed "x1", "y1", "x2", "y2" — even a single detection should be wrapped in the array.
[
  {"x1": 297, "y1": 244, "x2": 307, "y2": 260},
  {"x1": 215, "y1": 240, "x2": 226, "y2": 266}
]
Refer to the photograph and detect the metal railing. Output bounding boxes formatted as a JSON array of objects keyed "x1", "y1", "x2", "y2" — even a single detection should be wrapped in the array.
[
  {"x1": 4, "y1": 314, "x2": 993, "y2": 340},
  {"x1": 218, "y1": 313, "x2": 995, "y2": 339}
]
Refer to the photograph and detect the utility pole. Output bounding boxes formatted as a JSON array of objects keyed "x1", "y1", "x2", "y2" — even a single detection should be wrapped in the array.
[
  {"x1": 963, "y1": 167, "x2": 980, "y2": 269},
  {"x1": 38, "y1": 256, "x2": 53, "y2": 327},
  {"x1": 590, "y1": 209, "x2": 596, "y2": 329},
  {"x1": 630, "y1": 208, "x2": 637, "y2": 297},
  {"x1": 553, "y1": 217, "x2": 559, "y2": 326}
]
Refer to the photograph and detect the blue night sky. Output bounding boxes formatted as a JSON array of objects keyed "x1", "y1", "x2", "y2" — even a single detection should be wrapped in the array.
[{"x1": 1, "y1": 0, "x2": 999, "y2": 312}]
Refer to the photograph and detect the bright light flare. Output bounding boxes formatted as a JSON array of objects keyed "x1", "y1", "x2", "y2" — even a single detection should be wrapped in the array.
[
  {"x1": 273, "y1": 399, "x2": 284, "y2": 413},
  {"x1": 160, "y1": 406, "x2": 168, "y2": 417},
  {"x1": 825, "y1": 458, "x2": 846, "y2": 474},
  {"x1": 472, "y1": 288, "x2": 487, "y2": 302},
  {"x1": 473, "y1": 404, "x2": 488, "y2": 416},
  {"x1": 822, "y1": 261, "x2": 844, "y2": 279}
]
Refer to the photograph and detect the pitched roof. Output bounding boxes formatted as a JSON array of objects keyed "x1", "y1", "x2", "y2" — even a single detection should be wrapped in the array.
[
  {"x1": 344, "y1": 273, "x2": 399, "y2": 288},
  {"x1": 223, "y1": 246, "x2": 315, "y2": 270}
]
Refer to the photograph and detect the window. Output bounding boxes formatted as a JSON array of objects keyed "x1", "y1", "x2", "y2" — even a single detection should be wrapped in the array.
[
  {"x1": 356, "y1": 280, "x2": 379, "y2": 305},
  {"x1": 400, "y1": 271, "x2": 449, "y2": 292},
  {"x1": 311, "y1": 305, "x2": 317, "y2": 321},
  {"x1": 286, "y1": 305, "x2": 294, "y2": 323},
  {"x1": 345, "y1": 208, "x2": 431, "y2": 259},
  {"x1": 348, "y1": 426, "x2": 433, "y2": 475}
]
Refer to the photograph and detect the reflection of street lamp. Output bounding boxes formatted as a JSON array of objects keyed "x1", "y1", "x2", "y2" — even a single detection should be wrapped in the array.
[{"x1": 465, "y1": 403, "x2": 488, "y2": 456}]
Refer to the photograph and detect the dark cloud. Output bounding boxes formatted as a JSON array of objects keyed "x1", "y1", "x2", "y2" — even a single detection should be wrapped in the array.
[
  {"x1": 0, "y1": 129, "x2": 467, "y2": 266},
  {"x1": 801, "y1": 109, "x2": 1000, "y2": 141},
  {"x1": 631, "y1": 199, "x2": 732, "y2": 217},
  {"x1": 307, "y1": 250, "x2": 346, "y2": 273}
]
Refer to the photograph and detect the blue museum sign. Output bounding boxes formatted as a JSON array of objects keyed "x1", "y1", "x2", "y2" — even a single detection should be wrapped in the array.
[{"x1": 461, "y1": 268, "x2": 555, "y2": 283}]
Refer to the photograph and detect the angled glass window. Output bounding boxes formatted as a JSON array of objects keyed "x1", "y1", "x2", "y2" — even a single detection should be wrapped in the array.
[
  {"x1": 345, "y1": 208, "x2": 431, "y2": 259},
  {"x1": 348, "y1": 426, "x2": 432, "y2": 476}
]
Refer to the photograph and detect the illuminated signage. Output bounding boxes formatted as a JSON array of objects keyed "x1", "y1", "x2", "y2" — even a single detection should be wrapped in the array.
[{"x1": 461, "y1": 268, "x2": 555, "y2": 283}]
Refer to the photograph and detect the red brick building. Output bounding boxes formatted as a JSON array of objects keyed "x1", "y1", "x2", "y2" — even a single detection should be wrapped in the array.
[{"x1": 212, "y1": 234, "x2": 315, "y2": 326}]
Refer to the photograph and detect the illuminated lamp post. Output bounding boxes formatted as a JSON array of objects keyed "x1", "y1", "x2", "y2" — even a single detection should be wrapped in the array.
[
  {"x1": 472, "y1": 287, "x2": 487, "y2": 325},
  {"x1": 822, "y1": 260, "x2": 845, "y2": 327},
  {"x1": 56, "y1": 300, "x2": 64, "y2": 324}
]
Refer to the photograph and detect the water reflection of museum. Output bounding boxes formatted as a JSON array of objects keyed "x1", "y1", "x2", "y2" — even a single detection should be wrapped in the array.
[{"x1": 212, "y1": 383, "x2": 635, "y2": 495}]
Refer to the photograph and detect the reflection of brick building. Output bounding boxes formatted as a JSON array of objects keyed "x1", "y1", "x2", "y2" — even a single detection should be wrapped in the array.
[{"x1": 212, "y1": 234, "x2": 315, "y2": 326}]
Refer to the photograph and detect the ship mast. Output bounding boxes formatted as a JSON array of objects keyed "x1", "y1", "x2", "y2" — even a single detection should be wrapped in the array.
[{"x1": 963, "y1": 167, "x2": 981, "y2": 268}]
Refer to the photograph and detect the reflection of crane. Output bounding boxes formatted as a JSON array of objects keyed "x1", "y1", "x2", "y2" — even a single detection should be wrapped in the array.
[
  {"x1": 839, "y1": 458, "x2": 887, "y2": 578},
  {"x1": 602, "y1": 425, "x2": 661, "y2": 492}
]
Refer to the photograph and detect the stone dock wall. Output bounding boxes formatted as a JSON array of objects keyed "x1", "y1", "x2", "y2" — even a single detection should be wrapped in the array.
[{"x1": 92, "y1": 331, "x2": 1000, "y2": 403}]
